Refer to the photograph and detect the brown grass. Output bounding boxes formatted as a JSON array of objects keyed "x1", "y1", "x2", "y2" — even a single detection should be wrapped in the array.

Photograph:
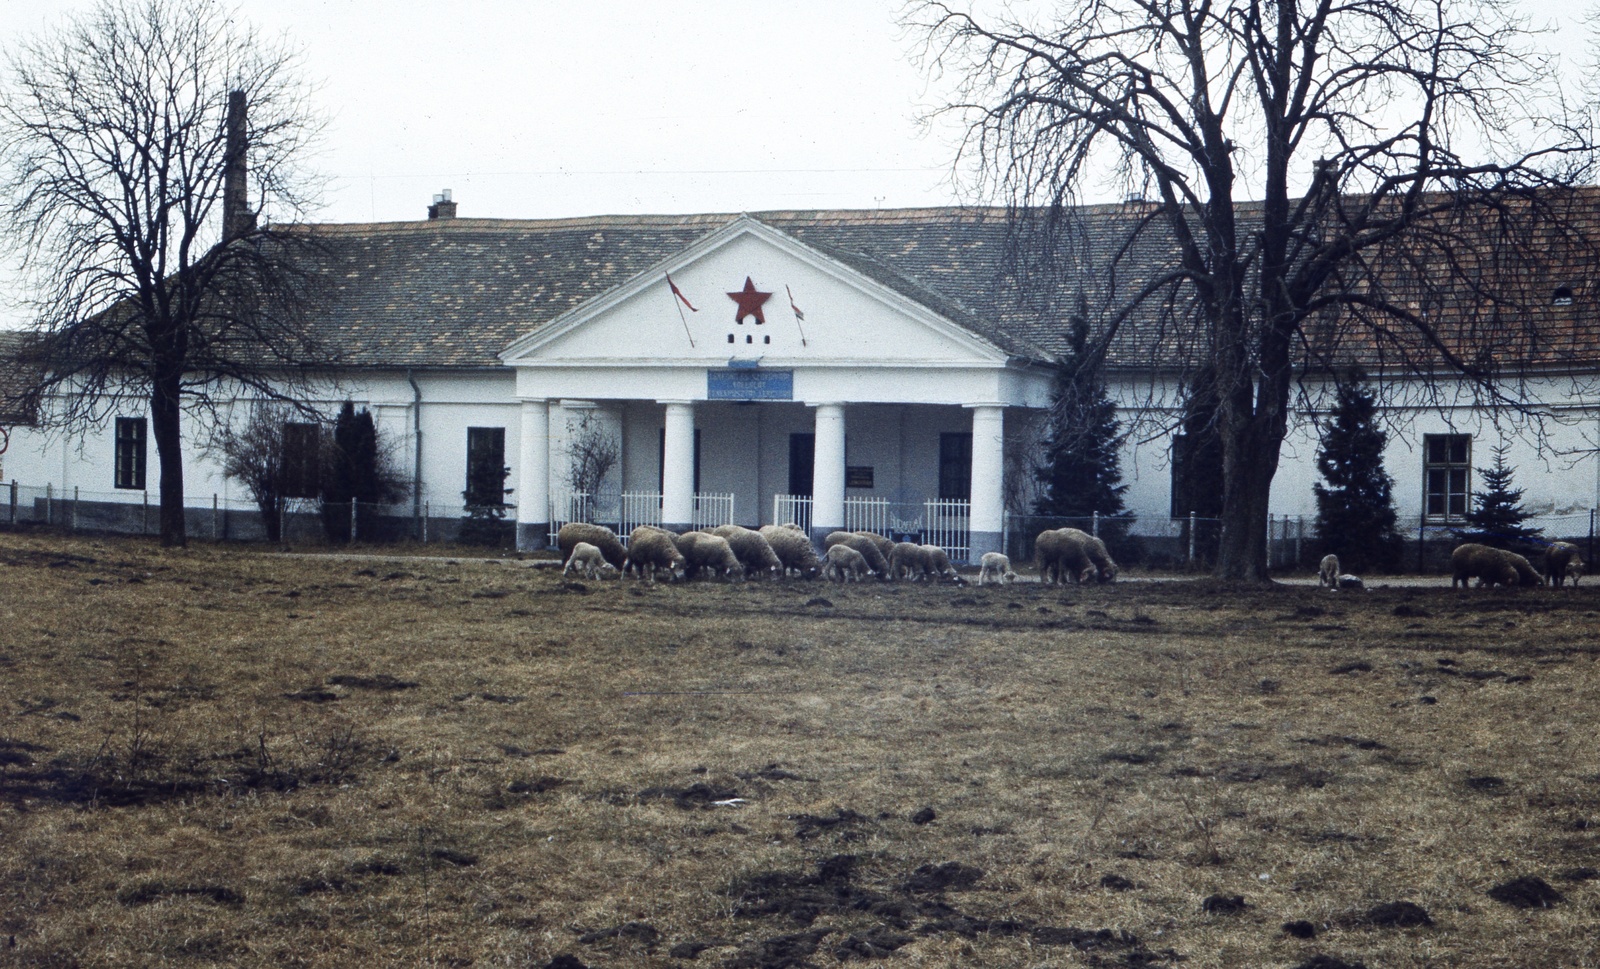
[{"x1": 2, "y1": 530, "x2": 1598, "y2": 968}]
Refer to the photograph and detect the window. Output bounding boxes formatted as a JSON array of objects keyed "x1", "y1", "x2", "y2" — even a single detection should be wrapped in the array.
[
  {"x1": 939, "y1": 432, "x2": 972, "y2": 501},
  {"x1": 465, "y1": 427, "x2": 507, "y2": 507},
  {"x1": 114, "y1": 417, "x2": 147, "y2": 490},
  {"x1": 281, "y1": 422, "x2": 322, "y2": 498},
  {"x1": 1423, "y1": 434, "x2": 1471, "y2": 521}
]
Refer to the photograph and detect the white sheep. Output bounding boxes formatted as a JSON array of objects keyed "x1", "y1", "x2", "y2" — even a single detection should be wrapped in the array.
[
  {"x1": 562, "y1": 541, "x2": 617, "y2": 580},
  {"x1": 823, "y1": 543, "x2": 871, "y2": 582},
  {"x1": 624, "y1": 526, "x2": 685, "y2": 582},
  {"x1": 977, "y1": 552, "x2": 1018, "y2": 585},
  {"x1": 1319, "y1": 554, "x2": 1340, "y2": 589},
  {"x1": 1337, "y1": 573, "x2": 1365, "y2": 590},
  {"x1": 920, "y1": 544, "x2": 958, "y2": 581}
]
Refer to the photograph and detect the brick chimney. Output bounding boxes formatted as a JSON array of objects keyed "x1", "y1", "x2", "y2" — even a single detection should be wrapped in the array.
[
  {"x1": 428, "y1": 189, "x2": 457, "y2": 220},
  {"x1": 222, "y1": 90, "x2": 257, "y2": 241}
]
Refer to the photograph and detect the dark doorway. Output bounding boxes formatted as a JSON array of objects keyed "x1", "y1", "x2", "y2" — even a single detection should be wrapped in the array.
[{"x1": 789, "y1": 433, "x2": 814, "y2": 496}]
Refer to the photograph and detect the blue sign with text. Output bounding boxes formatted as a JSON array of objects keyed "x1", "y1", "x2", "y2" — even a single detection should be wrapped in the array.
[{"x1": 707, "y1": 369, "x2": 793, "y2": 401}]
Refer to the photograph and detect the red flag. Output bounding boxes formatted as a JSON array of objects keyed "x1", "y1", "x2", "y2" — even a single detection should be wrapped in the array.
[
  {"x1": 666, "y1": 274, "x2": 698, "y2": 312},
  {"x1": 786, "y1": 285, "x2": 805, "y2": 321}
]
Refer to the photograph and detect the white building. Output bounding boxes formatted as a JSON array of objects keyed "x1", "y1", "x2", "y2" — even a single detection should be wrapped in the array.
[{"x1": 3, "y1": 196, "x2": 1598, "y2": 561}]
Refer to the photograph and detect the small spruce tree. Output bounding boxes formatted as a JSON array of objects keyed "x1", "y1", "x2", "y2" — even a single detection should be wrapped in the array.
[
  {"x1": 1033, "y1": 305, "x2": 1134, "y2": 550},
  {"x1": 320, "y1": 401, "x2": 405, "y2": 542},
  {"x1": 1313, "y1": 375, "x2": 1402, "y2": 572},
  {"x1": 1455, "y1": 442, "x2": 1543, "y2": 551}
]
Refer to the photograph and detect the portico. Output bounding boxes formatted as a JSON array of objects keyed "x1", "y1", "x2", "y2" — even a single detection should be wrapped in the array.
[{"x1": 499, "y1": 216, "x2": 1052, "y2": 560}]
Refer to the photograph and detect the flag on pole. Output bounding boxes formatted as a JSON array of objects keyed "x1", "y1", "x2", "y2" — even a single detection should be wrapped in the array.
[
  {"x1": 667, "y1": 274, "x2": 698, "y2": 312},
  {"x1": 787, "y1": 285, "x2": 809, "y2": 346}
]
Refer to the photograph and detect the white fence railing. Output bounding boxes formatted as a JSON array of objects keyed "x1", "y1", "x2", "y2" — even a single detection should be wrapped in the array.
[
  {"x1": 922, "y1": 499, "x2": 971, "y2": 563},
  {"x1": 773, "y1": 494, "x2": 813, "y2": 533},
  {"x1": 551, "y1": 491, "x2": 735, "y2": 546},
  {"x1": 770, "y1": 493, "x2": 973, "y2": 562}
]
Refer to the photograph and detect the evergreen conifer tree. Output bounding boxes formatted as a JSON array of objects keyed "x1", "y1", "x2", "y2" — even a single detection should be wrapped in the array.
[
  {"x1": 1033, "y1": 307, "x2": 1133, "y2": 549},
  {"x1": 1313, "y1": 375, "x2": 1402, "y2": 572},
  {"x1": 321, "y1": 401, "x2": 395, "y2": 542},
  {"x1": 1456, "y1": 443, "x2": 1543, "y2": 551}
]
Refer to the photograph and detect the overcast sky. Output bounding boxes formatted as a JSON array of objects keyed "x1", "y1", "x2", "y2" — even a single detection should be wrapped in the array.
[{"x1": 0, "y1": 0, "x2": 1592, "y2": 320}]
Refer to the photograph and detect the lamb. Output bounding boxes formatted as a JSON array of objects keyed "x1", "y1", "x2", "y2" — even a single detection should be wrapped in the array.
[
  {"x1": 1451, "y1": 543, "x2": 1538, "y2": 589},
  {"x1": 978, "y1": 551, "x2": 1018, "y2": 585},
  {"x1": 673, "y1": 531, "x2": 744, "y2": 581},
  {"x1": 888, "y1": 542, "x2": 930, "y2": 581},
  {"x1": 708, "y1": 524, "x2": 784, "y2": 580},
  {"x1": 920, "y1": 544, "x2": 959, "y2": 582},
  {"x1": 624, "y1": 526, "x2": 685, "y2": 583},
  {"x1": 1319, "y1": 554, "x2": 1340, "y2": 589},
  {"x1": 823, "y1": 543, "x2": 871, "y2": 582},
  {"x1": 558, "y1": 522, "x2": 628, "y2": 570},
  {"x1": 1035, "y1": 527, "x2": 1117, "y2": 584},
  {"x1": 759, "y1": 524, "x2": 823, "y2": 578},
  {"x1": 1545, "y1": 541, "x2": 1585, "y2": 587},
  {"x1": 562, "y1": 541, "x2": 617, "y2": 580},
  {"x1": 824, "y1": 531, "x2": 889, "y2": 578}
]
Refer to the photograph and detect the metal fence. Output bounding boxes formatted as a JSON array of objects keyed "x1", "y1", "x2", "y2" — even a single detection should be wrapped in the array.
[
  {"x1": 771, "y1": 494, "x2": 972, "y2": 562},
  {"x1": 549, "y1": 490, "x2": 735, "y2": 546}
]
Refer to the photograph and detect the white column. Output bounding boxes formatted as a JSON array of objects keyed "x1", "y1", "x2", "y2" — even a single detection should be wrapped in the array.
[
  {"x1": 661, "y1": 401, "x2": 696, "y2": 530},
  {"x1": 967, "y1": 403, "x2": 1005, "y2": 559},
  {"x1": 810, "y1": 402, "x2": 846, "y2": 545},
  {"x1": 515, "y1": 398, "x2": 551, "y2": 550}
]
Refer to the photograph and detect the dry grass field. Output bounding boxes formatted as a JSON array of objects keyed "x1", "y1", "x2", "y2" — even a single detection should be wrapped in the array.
[{"x1": 2, "y1": 530, "x2": 1599, "y2": 969}]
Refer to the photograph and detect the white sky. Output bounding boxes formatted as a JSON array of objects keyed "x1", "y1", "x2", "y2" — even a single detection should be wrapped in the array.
[{"x1": 0, "y1": 0, "x2": 1592, "y2": 320}]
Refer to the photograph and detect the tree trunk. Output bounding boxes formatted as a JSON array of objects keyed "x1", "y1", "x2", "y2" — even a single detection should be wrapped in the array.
[
  {"x1": 150, "y1": 377, "x2": 187, "y2": 548},
  {"x1": 1215, "y1": 447, "x2": 1274, "y2": 581}
]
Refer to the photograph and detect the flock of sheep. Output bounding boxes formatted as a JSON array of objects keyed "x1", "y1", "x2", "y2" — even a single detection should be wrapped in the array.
[
  {"x1": 556, "y1": 522, "x2": 1118, "y2": 587},
  {"x1": 1319, "y1": 541, "x2": 1586, "y2": 591},
  {"x1": 561, "y1": 518, "x2": 1588, "y2": 591}
]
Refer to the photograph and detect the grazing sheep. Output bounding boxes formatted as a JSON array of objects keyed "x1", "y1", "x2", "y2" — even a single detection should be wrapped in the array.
[
  {"x1": 1319, "y1": 554, "x2": 1340, "y2": 589},
  {"x1": 1337, "y1": 573, "x2": 1365, "y2": 590},
  {"x1": 823, "y1": 543, "x2": 871, "y2": 582},
  {"x1": 978, "y1": 552, "x2": 1018, "y2": 585},
  {"x1": 888, "y1": 542, "x2": 930, "y2": 581},
  {"x1": 562, "y1": 542, "x2": 617, "y2": 580},
  {"x1": 824, "y1": 531, "x2": 889, "y2": 578},
  {"x1": 624, "y1": 526, "x2": 685, "y2": 582},
  {"x1": 673, "y1": 531, "x2": 744, "y2": 582},
  {"x1": 854, "y1": 531, "x2": 897, "y2": 567},
  {"x1": 759, "y1": 525, "x2": 823, "y2": 578},
  {"x1": 1451, "y1": 543, "x2": 1536, "y2": 589},
  {"x1": 1546, "y1": 541, "x2": 1585, "y2": 587},
  {"x1": 1035, "y1": 528, "x2": 1116, "y2": 584},
  {"x1": 558, "y1": 522, "x2": 628, "y2": 570},
  {"x1": 708, "y1": 525, "x2": 784, "y2": 580},
  {"x1": 779, "y1": 522, "x2": 806, "y2": 532},
  {"x1": 920, "y1": 544, "x2": 959, "y2": 581}
]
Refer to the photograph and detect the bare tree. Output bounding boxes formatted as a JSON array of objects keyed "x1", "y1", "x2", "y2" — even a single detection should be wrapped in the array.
[
  {"x1": 914, "y1": 0, "x2": 1594, "y2": 580},
  {"x1": 210, "y1": 402, "x2": 319, "y2": 544},
  {"x1": 564, "y1": 410, "x2": 621, "y2": 517},
  {"x1": 0, "y1": 0, "x2": 326, "y2": 547}
]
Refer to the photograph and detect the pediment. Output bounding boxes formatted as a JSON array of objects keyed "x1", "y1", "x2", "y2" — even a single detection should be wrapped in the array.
[{"x1": 499, "y1": 217, "x2": 1012, "y2": 369}]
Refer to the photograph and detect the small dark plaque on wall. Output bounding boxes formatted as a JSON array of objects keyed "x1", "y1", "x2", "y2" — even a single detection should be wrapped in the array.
[{"x1": 846, "y1": 466, "x2": 874, "y2": 489}]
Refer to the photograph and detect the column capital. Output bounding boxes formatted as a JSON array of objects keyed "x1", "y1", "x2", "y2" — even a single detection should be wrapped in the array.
[
  {"x1": 962, "y1": 401, "x2": 1008, "y2": 410},
  {"x1": 656, "y1": 399, "x2": 697, "y2": 407}
]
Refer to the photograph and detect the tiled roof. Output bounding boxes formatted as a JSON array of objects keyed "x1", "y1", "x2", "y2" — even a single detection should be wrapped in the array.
[{"x1": 289, "y1": 195, "x2": 1600, "y2": 374}]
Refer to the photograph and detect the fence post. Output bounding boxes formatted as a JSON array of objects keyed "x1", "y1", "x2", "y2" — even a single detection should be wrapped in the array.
[
  {"x1": 279, "y1": 500, "x2": 287, "y2": 547},
  {"x1": 141, "y1": 491, "x2": 149, "y2": 535},
  {"x1": 422, "y1": 501, "x2": 429, "y2": 543},
  {"x1": 9, "y1": 480, "x2": 16, "y2": 524},
  {"x1": 350, "y1": 497, "x2": 358, "y2": 544},
  {"x1": 1188, "y1": 511, "x2": 1196, "y2": 565},
  {"x1": 211, "y1": 494, "x2": 219, "y2": 540},
  {"x1": 1417, "y1": 516, "x2": 1426, "y2": 573},
  {"x1": 1092, "y1": 510, "x2": 1100, "y2": 537},
  {"x1": 1590, "y1": 509, "x2": 1595, "y2": 567},
  {"x1": 1294, "y1": 516, "x2": 1303, "y2": 568}
]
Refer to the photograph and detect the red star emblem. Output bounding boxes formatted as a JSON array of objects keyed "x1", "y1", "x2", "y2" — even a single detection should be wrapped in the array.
[{"x1": 727, "y1": 276, "x2": 772, "y2": 324}]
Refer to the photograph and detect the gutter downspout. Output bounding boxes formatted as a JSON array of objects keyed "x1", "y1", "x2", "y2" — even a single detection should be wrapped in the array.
[{"x1": 408, "y1": 369, "x2": 423, "y2": 539}]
